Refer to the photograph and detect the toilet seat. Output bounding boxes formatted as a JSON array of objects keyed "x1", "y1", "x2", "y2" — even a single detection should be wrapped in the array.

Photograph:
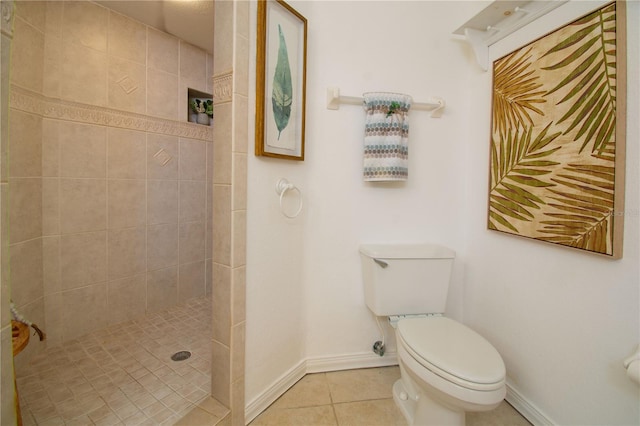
[{"x1": 397, "y1": 316, "x2": 505, "y2": 392}]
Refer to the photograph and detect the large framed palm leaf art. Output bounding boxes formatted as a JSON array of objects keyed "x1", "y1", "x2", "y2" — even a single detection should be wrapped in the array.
[{"x1": 489, "y1": 1, "x2": 626, "y2": 258}]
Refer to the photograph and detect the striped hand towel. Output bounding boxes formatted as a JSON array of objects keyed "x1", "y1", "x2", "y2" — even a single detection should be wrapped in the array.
[{"x1": 363, "y1": 92, "x2": 412, "y2": 181}]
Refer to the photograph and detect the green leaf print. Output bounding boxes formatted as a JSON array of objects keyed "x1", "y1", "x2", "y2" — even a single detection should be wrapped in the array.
[{"x1": 272, "y1": 24, "x2": 293, "y2": 140}]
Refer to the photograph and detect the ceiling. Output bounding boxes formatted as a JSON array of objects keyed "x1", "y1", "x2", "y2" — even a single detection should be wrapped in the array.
[{"x1": 97, "y1": 0, "x2": 214, "y2": 53}]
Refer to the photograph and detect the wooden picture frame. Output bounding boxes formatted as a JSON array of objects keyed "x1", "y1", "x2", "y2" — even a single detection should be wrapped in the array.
[
  {"x1": 255, "y1": 0, "x2": 307, "y2": 160},
  {"x1": 488, "y1": 1, "x2": 626, "y2": 258}
]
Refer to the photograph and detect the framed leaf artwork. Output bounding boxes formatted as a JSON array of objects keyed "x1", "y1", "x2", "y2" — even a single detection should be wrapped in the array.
[
  {"x1": 256, "y1": 0, "x2": 307, "y2": 160},
  {"x1": 488, "y1": 1, "x2": 626, "y2": 258}
]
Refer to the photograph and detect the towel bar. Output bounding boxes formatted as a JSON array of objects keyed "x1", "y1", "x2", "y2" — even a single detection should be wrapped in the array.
[{"x1": 326, "y1": 87, "x2": 445, "y2": 118}]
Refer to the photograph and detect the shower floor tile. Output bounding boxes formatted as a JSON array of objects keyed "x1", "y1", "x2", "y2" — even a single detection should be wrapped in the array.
[{"x1": 16, "y1": 296, "x2": 227, "y2": 425}]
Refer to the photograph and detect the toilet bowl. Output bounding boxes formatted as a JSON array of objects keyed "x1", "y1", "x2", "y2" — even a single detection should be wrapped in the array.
[
  {"x1": 393, "y1": 316, "x2": 505, "y2": 425},
  {"x1": 359, "y1": 244, "x2": 506, "y2": 425}
]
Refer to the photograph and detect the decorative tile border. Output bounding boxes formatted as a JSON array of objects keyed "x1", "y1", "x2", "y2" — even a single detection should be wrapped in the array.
[
  {"x1": 10, "y1": 85, "x2": 213, "y2": 142},
  {"x1": 213, "y1": 70, "x2": 233, "y2": 105}
]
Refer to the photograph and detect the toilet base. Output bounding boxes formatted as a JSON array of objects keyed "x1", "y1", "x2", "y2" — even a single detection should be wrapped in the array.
[{"x1": 393, "y1": 378, "x2": 465, "y2": 426}]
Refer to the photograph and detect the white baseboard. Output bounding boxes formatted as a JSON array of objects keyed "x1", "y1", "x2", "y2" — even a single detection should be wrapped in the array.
[
  {"x1": 245, "y1": 352, "x2": 399, "y2": 423},
  {"x1": 244, "y1": 360, "x2": 306, "y2": 423},
  {"x1": 245, "y1": 355, "x2": 553, "y2": 426},
  {"x1": 505, "y1": 382, "x2": 554, "y2": 426}
]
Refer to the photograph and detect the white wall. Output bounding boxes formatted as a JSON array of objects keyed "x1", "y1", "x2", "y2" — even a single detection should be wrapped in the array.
[
  {"x1": 246, "y1": 1, "x2": 640, "y2": 425},
  {"x1": 245, "y1": 0, "x2": 310, "y2": 405},
  {"x1": 463, "y1": 1, "x2": 640, "y2": 425},
  {"x1": 301, "y1": 0, "x2": 474, "y2": 361}
]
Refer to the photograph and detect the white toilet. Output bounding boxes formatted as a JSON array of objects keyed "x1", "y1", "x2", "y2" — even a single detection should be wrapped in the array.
[{"x1": 360, "y1": 244, "x2": 506, "y2": 426}]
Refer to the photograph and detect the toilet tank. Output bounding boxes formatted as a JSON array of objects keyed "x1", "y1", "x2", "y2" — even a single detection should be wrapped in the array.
[{"x1": 359, "y1": 244, "x2": 455, "y2": 316}]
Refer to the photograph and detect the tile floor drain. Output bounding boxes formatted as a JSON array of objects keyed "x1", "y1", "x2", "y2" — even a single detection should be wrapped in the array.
[{"x1": 171, "y1": 350, "x2": 191, "y2": 361}]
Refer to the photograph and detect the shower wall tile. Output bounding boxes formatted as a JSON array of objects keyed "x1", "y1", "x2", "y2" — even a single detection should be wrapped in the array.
[
  {"x1": 179, "y1": 138, "x2": 207, "y2": 181},
  {"x1": 0, "y1": 326, "x2": 16, "y2": 425},
  {"x1": 211, "y1": 340, "x2": 231, "y2": 407},
  {"x1": 148, "y1": 180, "x2": 178, "y2": 225},
  {"x1": 232, "y1": 267, "x2": 246, "y2": 326},
  {"x1": 179, "y1": 41, "x2": 207, "y2": 83},
  {"x1": 206, "y1": 260, "x2": 213, "y2": 296},
  {"x1": 147, "y1": 69, "x2": 179, "y2": 120},
  {"x1": 60, "y1": 231, "x2": 107, "y2": 290},
  {"x1": 236, "y1": 0, "x2": 249, "y2": 39},
  {"x1": 42, "y1": 178, "x2": 59, "y2": 236},
  {"x1": 1, "y1": 39, "x2": 9, "y2": 184},
  {"x1": 43, "y1": 292, "x2": 63, "y2": 346},
  {"x1": 108, "y1": 11, "x2": 146, "y2": 64},
  {"x1": 206, "y1": 196, "x2": 213, "y2": 260},
  {"x1": 207, "y1": 53, "x2": 214, "y2": 95},
  {"x1": 107, "y1": 128, "x2": 146, "y2": 179},
  {"x1": 107, "y1": 274, "x2": 146, "y2": 324},
  {"x1": 108, "y1": 227, "x2": 146, "y2": 280},
  {"x1": 59, "y1": 178, "x2": 106, "y2": 234},
  {"x1": 212, "y1": 103, "x2": 232, "y2": 184},
  {"x1": 60, "y1": 40, "x2": 108, "y2": 106},
  {"x1": 15, "y1": 1, "x2": 47, "y2": 31},
  {"x1": 42, "y1": 3, "x2": 62, "y2": 98},
  {"x1": 212, "y1": 263, "x2": 231, "y2": 346},
  {"x1": 232, "y1": 95, "x2": 248, "y2": 154},
  {"x1": 234, "y1": 35, "x2": 249, "y2": 97},
  {"x1": 9, "y1": 238, "x2": 43, "y2": 307},
  {"x1": 179, "y1": 221, "x2": 205, "y2": 265},
  {"x1": 213, "y1": 0, "x2": 233, "y2": 75},
  {"x1": 62, "y1": 1, "x2": 108, "y2": 52},
  {"x1": 147, "y1": 134, "x2": 179, "y2": 180},
  {"x1": 179, "y1": 180, "x2": 206, "y2": 223},
  {"x1": 206, "y1": 140, "x2": 214, "y2": 184},
  {"x1": 59, "y1": 121, "x2": 107, "y2": 178},
  {"x1": 147, "y1": 223, "x2": 178, "y2": 272},
  {"x1": 42, "y1": 118, "x2": 59, "y2": 177},
  {"x1": 231, "y1": 376, "x2": 245, "y2": 426},
  {"x1": 42, "y1": 41, "x2": 61, "y2": 98},
  {"x1": 10, "y1": 16, "x2": 44, "y2": 93},
  {"x1": 108, "y1": 179, "x2": 146, "y2": 229},
  {"x1": 9, "y1": 177, "x2": 42, "y2": 243},
  {"x1": 212, "y1": 185, "x2": 232, "y2": 267},
  {"x1": 232, "y1": 211, "x2": 246, "y2": 268},
  {"x1": 148, "y1": 27, "x2": 179, "y2": 75},
  {"x1": 62, "y1": 282, "x2": 108, "y2": 341},
  {"x1": 6, "y1": 1, "x2": 214, "y2": 349},
  {"x1": 44, "y1": 1, "x2": 63, "y2": 34},
  {"x1": 231, "y1": 322, "x2": 245, "y2": 381},
  {"x1": 42, "y1": 236, "x2": 60, "y2": 295},
  {"x1": 232, "y1": 153, "x2": 247, "y2": 211},
  {"x1": 9, "y1": 109, "x2": 42, "y2": 178},
  {"x1": 108, "y1": 56, "x2": 147, "y2": 115},
  {"x1": 147, "y1": 266, "x2": 178, "y2": 312},
  {"x1": 178, "y1": 261, "x2": 205, "y2": 303}
]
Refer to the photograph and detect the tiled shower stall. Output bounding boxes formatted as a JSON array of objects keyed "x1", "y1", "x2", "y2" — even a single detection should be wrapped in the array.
[
  {"x1": 8, "y1": 0, "x2": 214, "y2": 373},
  {"x1": 0, "y1": 0, "x2": 249, "y2": 424}
]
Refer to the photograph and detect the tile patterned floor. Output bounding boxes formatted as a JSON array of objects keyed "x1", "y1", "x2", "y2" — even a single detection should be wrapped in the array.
[
  {"x1": 250, "y1": 366, "x2": 531, "y2": 426},
  {"x1": 16, "y1": 297, "x2": 227, "y2": 426},
  {"x1": 16, "y1": 296, "x2": 530, "y2": 426}
]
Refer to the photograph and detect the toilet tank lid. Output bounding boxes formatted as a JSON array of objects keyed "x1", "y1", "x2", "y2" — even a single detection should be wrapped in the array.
[{"x1": 359, "y1": 244, "x2": 455, "y2": 259}]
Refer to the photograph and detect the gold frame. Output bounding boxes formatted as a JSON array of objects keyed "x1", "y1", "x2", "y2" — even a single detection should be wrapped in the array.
[
  {"x1": 488, "y1": 1, "x2": 626, "y2": 258},
  {"x1": 255, "y1": 0, "x2": 307, "y2": 160}
]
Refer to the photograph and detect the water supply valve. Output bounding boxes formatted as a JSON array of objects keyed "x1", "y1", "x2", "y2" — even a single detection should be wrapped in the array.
[{"x1": 373, "y1": 340, "x2": 385, "y2": 356}]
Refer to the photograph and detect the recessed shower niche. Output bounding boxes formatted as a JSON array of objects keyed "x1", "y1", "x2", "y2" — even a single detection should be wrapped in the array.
[{"x1": 188, "y1": 88, "x2": 213, "y2": 126}]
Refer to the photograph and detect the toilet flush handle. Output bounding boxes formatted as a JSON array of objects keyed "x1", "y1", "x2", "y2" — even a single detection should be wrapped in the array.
[{"x1": 373, "y1": 258, "x2": 388, "y2": 268}]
